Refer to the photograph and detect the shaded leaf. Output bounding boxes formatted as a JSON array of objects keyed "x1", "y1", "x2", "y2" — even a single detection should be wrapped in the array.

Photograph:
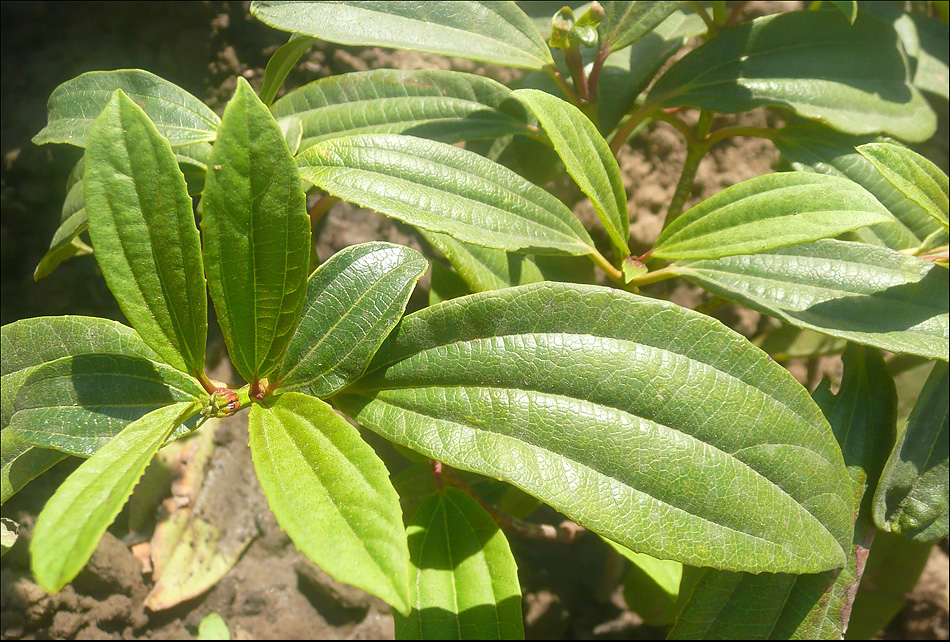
[
  {"x1": 259, "y1": 33, "x2": 318, "y2": 106},
  {"x1": 598, "y1": 1, "x2": 683, "y2": 52},
  {"x1": 857, "y1": 143, "x2": 948, "y2": 232}
]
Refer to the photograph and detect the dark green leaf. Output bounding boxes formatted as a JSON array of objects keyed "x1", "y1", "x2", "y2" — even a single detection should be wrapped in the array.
[
  {"x1": 201, "y1": 78, "x2": 311, "y2": 383},
  {"x1": 857, "y1": 143, "x2": 949, "y2": 232},
  {"x1": 248, "y1": 392, "x2": 410, "y2": 614},
  {"x1": 429, "y1": 261, "x2": 472, "y2": 306},
  {"x1": 275, "y1": 243, "x2": 427, "y2": 398},
  {"x1": 830, "y1": 1, "x2": 858, "y2": 24},
  {"x1": 672, "y1": 240, "x2": 949, "y2": 361},
  {"x1": 754, "y1": 325, "x2": 847, "y2": 362},
  {"x1": 259, "y1": 33, "x2": 318, "y2": 106},
  {"x1": 336, "y1": 283, "x2": 853, "y2": 574},
  {"x1": 33, "y1": 70, "x2": 219, "y2": 148},
  {"x1": 598, "y1": 1, "x2": 683, "y2": 52},
  {"x1": 34, "y1": 158, "x2": 91, "y2": 281},
  {"x1": 84, "y1": 90, "x2": 208, "y2": 377},
  {"x1": 0, "y1": 431, "x2": 66, "y2": 506},
  {"x1": 250, "y1": 1, "x2": 553, "y2": 70},
  {"x1": 394, "y1": 487, "x2": 523, "y2": 640}
]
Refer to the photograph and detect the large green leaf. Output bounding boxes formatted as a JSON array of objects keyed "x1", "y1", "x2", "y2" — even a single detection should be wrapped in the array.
[
  {"x1": 672, "y1": 239, "x2": 949, "y2": 361},
  {"x1": 275, "y1": 243, "x2": 427, "y2": 398},
  {"x1": 84, "y1": 90, "x2": 208, "y2": 377},
  {"x1": 248, "y1": 392, "x2": 410, "y2": 614},
  {"x1": 298, "y1": 134, "x2": 597, "y2": 256},
  {"x1": 647, "y1": 11, "x2": 937, "y2": 142},
  {"x1": 271, "y1": 69, "x2": 533, "y2": 153},
  {"x1": 873, "y1": 361, "x2": 949, "y2": 542},
  {"x1": 856, "y1": 143, "x2": 949, "y2": 232},
  {"x1": 597, "y1": 1, "x2": 684, "y2": 52},
  {"x1": 201, "y1": 78, "x2": 311, "y2": 383},
  {"x1": 773, "y1": 123, "x2": 946, "y2": 251},
  {"x1": 653, "y1": 172, "x2": 892, "y2": 260},
  {"x1": 394, "y1": 487, "x2": 523, "y2": 640},
  {"x1": 33, "y1": 70, "x2": 219, "y2": 148},
  {"x1": 30, "y1": 401, "x2": 197, "y2": 592},
  {"x1": 250, "y1": 1, "x2": 553, "y2": 70},
  {"x1": 514, "y1": 89, "x2": 630, "y2": 258},
  {"x1": 336, "y1": 283, "x2": 853, "y2": 574}
]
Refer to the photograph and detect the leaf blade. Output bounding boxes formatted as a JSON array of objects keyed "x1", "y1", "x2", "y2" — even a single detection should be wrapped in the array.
[
  {"x1": 857, "y1": 143, "x2": 949, "y2": 232},
  {"x1": 598, "y1": 1, "x2": 684, "y2": 52}
]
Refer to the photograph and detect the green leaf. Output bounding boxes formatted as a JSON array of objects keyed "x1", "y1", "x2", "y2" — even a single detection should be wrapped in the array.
[
  {"x1": 394, "y1": 487, "x2": 523, "y2": 640},
  {"x1": 829, "y1": 1, "x2": 858, "y2": 24},
  {"x1": 0, "y1": 431, "x2": 65, "y2": 506},
  {"x1": 653, "y1": 172, "x2": 893, "y2": 260},
  {"x1": 298, "y1": 134, "x2": 597, "y2": 256},
  {"x1": 873, "y1": 361, "x2": 949, "y2": 541},
  {"x1": 773, "y1": 123, "x2": 946, "y2": 251},
  {"x1": 598, "y1": 1, "x2": 683, "y2": 52},
  {"x1": 259, "y1": 33, "x2": 318, "y2": 106},
  {"x1": 857, "y1": 143, "x2": 949, "y2": 232},
  {"x1": 647, "y1": 11, "x2": 937, "y2": 142},
  {"x1": 30, "y1": 401, "x2": 197, "y2": 592},
  {"x1": 34, "y1": 158, "x2": 91, "y2": 281},
  {"x1": 672, "y1": 239, "x2": 949, "y2": 361},
  {"x1": 429, "y1": 261, "x2": 472, "y2": 306},
  {"x1": 271, "y1": 69, "x2": 534, "y2": 153},
  {"x1": 250, "y1": 1, "x2": 553, "y2": 70},
  {"x1": 607, "y1": 539, "x2": 687, "y2": 627},
  {"x1": 248, "y1": 392, "x2": 410, "y2": 614},
  {"x1": 33, "y1": 70, "x2": 219, "y2": 148},
  {"x1": 84, "y1": 90, "x2": 208, "y2": 377},
  {"x1": 9, "y1": 353, "x2": 205, "y2": 457},
  {"x1": 275, "y1": 243, "x2": 428, "y2": 398},
  {"x1": 336, "y1": 283, "x2": 853, "y2": 574},
  {"x1": 754, "y1": 325, "x2": 847, "y2": 362},
  {"x1": 514, "y1": 89, "x2": 629, "y2": 258},
  {"x1": 201, "y1": 78, "x2": 311, "y2": 383},
  {"x1": 196, "y1": 612, "x2": 231, "y2": 641}
]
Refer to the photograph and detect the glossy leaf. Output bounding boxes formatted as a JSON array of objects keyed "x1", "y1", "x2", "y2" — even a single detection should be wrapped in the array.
[
  {"x1": 33, "y1": 70, "x2": 219, "y2": 148},
  {"x1": 394, "y1": 487, "x2": 523, "y2": 640},
  {"x1": 275, "y1": 243, "x2": 428, "y2": 398},
  {"x1": 653, "y1": 173, "x2": 892, "y2": 260},
  {"x1": 647, "y1": 11, "x2": 937, "y2": 142},
  {"x1": 873, "y1": 361, "x2": 949, "y2": 541},
  {"x1": 250, "y1": 1, "x2": 553, "y2": 70},
  {"x1": 515, "y1": 89, "x2": 629, "y2": 258},
  {"x1": 336, "y1": 283, "x2": 853, "y2": 574},
  {"x1": 271, "y1": 69, "x2": 533, "y2": 153},
  {"x1": 672, "y1": 239, "x2": 949, "y2": 361},
  {"x1": 248, "y1": 392, "x2": 410, "y2": 614},
  {"x1": 298, "y1": 134, "x2": 597, "y2": 256},
  {"x1": 84, "y1": 90, "x2": 208, "y2": 377},
  {"x1": 598, "y1": 1, "x2": 683, "y2": 52},
  {"x1": 30, "y1": 401, "x2": 197, "y2": 592},
  {"x1": 857, "y1": 143, "x2": 949, "y2": 232},
  {"x1": 201, "y1": 78, "x2": 310, "y2": 383},
  {"x1": 259, "y1": 33, "x2": 318, "y2": 106}
]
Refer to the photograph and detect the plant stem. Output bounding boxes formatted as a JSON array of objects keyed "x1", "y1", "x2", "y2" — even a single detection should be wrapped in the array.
[
  {"x1": 308, "y1": 193, "x2": 338, "y2": 228},
  {"x1": 654, "y1": 111, "x2": 698, "y2": 146},
  {"x1": 626, "y1": 266, "x2": 679, "y2": 288},
  {"x1": 589, "y1": 249, "x2": 624, "y2": 283},
  {"x1": 564, "y1": 45, "x2": 590, "y2": 102},
  {"x1": 662, "y1": 110, "x2": 714, "y2": 231},
  {"x1": 704, "y1": 125, "x2": 778, "y2": 148},
  {"x1": 689, "y1": 1, "x2": 718, "y2": 35},
  {"x1": 586, "y1": 45, "x2": 611, "y2": 100},
  {"x1": 609, "y1": 103, "x2": 659, "y2": 156},
  {"x1": 545, "y1": 66, "x2": 584, "y2": 106},
  {"x1": 726, "y1": 1, "x2": 750, "y2": 26}
]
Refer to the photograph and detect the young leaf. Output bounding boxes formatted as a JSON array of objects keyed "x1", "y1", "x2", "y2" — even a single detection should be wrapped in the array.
[
  {"x1": 34, "y1": 158, "x2": 90, "y2": 281},
  {"x1": 672, "y1": 239, "x2": 949, "y2": 361},
  {"x1": 271, "y1": 69, "x2": 533, "y2": 153},
  {"x1": 259, "y1": 33, "x2": 318, "y2": 106},
  {"x1": 248, "y1": 392, "x2": 410, "y2": 614},
  {"x1": 33, "y1": 70, "x2": 219, "y2": 148},
  {"x1": 394, "y1": 487, "x2": 523, "y2": 640},
  {"x1": 857, "y1": 143, "x2": 949, "y2": 232},
  {"x1": 514, "y1": 89, "x2": 630, "y2": 259},
  {"x1": 298, "y1": 134, "x2": 597, "y2": 257},
  {"x1": 336, "y1": 283, "x2": 854, "y2": 575},
  {"x1": 201, "y1": 77, "x2": 311, "y2": 383},
  {"x1": 652, "y1": 172, "x2": 893, "y2": 260},
  {"x1": 274, "y1": 243, "x2": 428, "y2": 398},
  {"x1": 250, "y1": 1, "x2": 553, "y2": 70},
  {"x1": 30, "y1": 401, "x2": 198, "y2": 592},
  {"x1": 84, "y1": 90, "x2": 208, "y2": 378},
  {"x1": 873, "y1": 361, "x2": 949, "y2": 541},
  {"x1": 598, "y1": 1, "x2": 683, "y2": 52},
  {"x1": 647, "y1": 11, "x2": 937, "y2": 142}
]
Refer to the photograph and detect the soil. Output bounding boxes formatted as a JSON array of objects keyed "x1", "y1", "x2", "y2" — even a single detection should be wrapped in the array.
[{"x1": 1, "y1": 2, "x2": 947, "y2": 640}]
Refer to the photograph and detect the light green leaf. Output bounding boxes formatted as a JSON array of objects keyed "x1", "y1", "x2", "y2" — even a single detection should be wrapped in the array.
[
  {"x1": 259, "y1": 33, "x2": 318, "y2": 106},
  {"x1": 298, "y1": 134, "x2": 597, "y2": 256},
  {"x1": 0, "y1": 518, "x2": 17, "y2": 556},
  {"x1": 653, "y1": 172, "x2": 893, "y2": 260},
  {"x1": 672, "y1": 240, "x2": 949, "y2": 361},
  {"x1": 514, "y1": 89, "x2": 629, "y2": 258},
  {"x1": 30, "y1": 401, "x2": 197, "y2": 593},
  {"x1": 272, "y1": 69, "x2": 533, "y2": 153},
  {"x1": 873, "y1": 361, "x2": 949, "y2": 541},
  {"x1": 394, "y1": 487, "x2": 523, "y2": 640},
  {"x1": 857, "y1": 143, "x2": 949, "y2": 232},
  {"x1": 201, "y1": 78, "x2": 311, "y2": 383},
  {"x1": 84, "y1": 90, "x2": 208, "y2": 377},
  {"x1": 336, "y1": 283, "x2": 853, "y2": 574},
  {"x1": 275, "y1": 243, "x2": 427, "y2": 398},
  {"x1": 248, "y1": 392, "x2": 410, "y2": 614},
  {"x1": 598, "y1": 1, "x2": 683, "y2": 52},
  {"x1": 33, "y1": 70, "x2": 219, "y2": 148},
  {"x1": 196, "y1": 612, "x2": 231, "y2": 641},
  {"x1": 250, "y1": 1, "x2": 553, "y2": 70},
  {"x1": 648, "y1": 11, "x2": 937, "y2": 142}
]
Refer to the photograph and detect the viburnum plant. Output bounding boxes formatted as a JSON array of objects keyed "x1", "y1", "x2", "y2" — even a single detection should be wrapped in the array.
[{"x1": 2, "y1": 1, "x2": 948, "y2": 639}]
